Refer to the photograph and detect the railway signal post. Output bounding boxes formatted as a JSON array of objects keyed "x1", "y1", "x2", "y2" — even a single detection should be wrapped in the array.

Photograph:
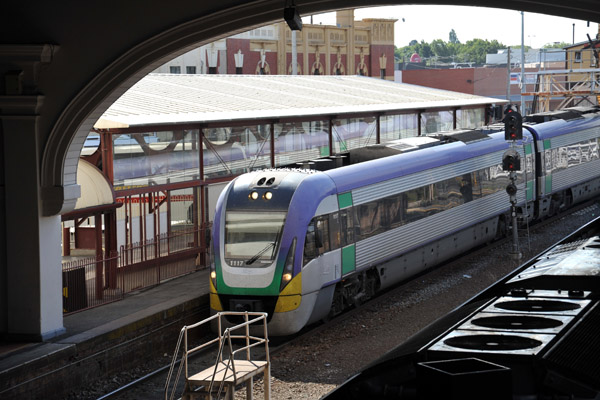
[{"x1": 503, "y1": 105, "x2": 523, "y2": 260}]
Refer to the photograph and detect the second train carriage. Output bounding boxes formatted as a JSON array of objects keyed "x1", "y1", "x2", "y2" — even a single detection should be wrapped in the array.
[{"x1": 209, "y1": 107, "x2": 600, "y2": 336}]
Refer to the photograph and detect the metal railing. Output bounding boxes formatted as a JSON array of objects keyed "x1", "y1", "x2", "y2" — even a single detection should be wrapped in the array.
[
  {"x1": 165, "y1": 312, "x2": 270, "y2": 400},
  {"x1": 119, "y1": 228, "x2": 202, "y2": 293},
  {"x1": 62, "y1": 228, "x2": 207, "y2": 315},
  {"x1": 62, "y1": 251, "x2": 122, "y2": 313}
]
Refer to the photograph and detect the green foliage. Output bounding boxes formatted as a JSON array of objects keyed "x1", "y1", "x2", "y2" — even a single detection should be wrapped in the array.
[
  {"x1": 509, "y1": 45, "x2": 532, "y2": 51},
  {"x1": 397, "y1": 31, "x2": 506, "y2": 65},
  {"x1": 459, "y1": 39, "x2": 506, "y2": 64},
  {"x1": 449, "y1": 29, "x2": 459, "y2": 44},
  {"x1": 543, "y1": 42, "x2": 570, "y2": 49}
]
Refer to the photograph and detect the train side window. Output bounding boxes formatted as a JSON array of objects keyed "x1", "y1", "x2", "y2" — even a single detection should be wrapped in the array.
[
  {"x1": 405, "y1": 186, "x2": 430, "y2": 224},
  {"x1": 458, "y1": 174, "x2": 473, "y2": 203},
  {"x1": 303, "y1": 219, "x2": 317, "y2": 263},
  {"x1": 315, "y1": 216, "x2": 330, "y2": 254},
  {"x1": 339, "y1": 208, "x2": 355, "y2": 246},
  {"x1": 384, "y1": 195, "x2": 404, "y2": 229},
  {"x1": 329, "y1": 212, "x2": 341, "y2": 250},
  {"x1": 470, "y1": 171, "x2": 482, "y2": 200}
]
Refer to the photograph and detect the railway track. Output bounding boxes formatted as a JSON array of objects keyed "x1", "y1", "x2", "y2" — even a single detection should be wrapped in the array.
[{"x1": 92, "y1": 199, "x2": 600, "y2": 400}]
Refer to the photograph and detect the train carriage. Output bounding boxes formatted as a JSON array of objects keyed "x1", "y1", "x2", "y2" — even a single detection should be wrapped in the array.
[
  {"x1": 525, "y1": 114, "x2": 600, "y2": 217},
  {"x1": 210, "y1": 107, "x2": 600, "y2": 336}
]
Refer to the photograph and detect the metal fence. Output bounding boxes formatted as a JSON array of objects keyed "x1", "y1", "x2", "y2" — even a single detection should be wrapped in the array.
[{"x1": 62, "y1": 228, "x2": 206, "y2": 315}]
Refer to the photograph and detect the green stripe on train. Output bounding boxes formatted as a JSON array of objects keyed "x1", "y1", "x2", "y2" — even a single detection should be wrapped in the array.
[
  {"x1": 215, "y1": 258, "x2": 284, "y2": 296},
  {"x1": 544, "y1": 139, "x2": 551, "y2": 150},
  {"x1": 527, "y1": 180, "x2": 534, "y2": 201},
  {"x1": 338, "y1": 192, "x2": 353, "y2": 209},
  {"x1": 342, "y1": 245, "x2": 356, "y2": 275}
]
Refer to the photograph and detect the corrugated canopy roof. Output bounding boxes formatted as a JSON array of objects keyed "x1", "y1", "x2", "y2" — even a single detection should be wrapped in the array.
[{"x1": 95, "y1": 74, "x2": 505, "y2": 129}]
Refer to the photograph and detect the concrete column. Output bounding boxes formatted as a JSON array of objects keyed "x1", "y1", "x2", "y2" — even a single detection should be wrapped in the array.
[
  {"x1": 277, "y1": 23, "x2": 286, "y2": 74},
  {"x1": 2, "y1": 115, "x2": 65, "y2": 341},
  {"x1": 302, "y1": 28, "x2": 309, "y2": 75},
  {"x1": 325, "y1": 28, "x2": 331, "y2": 75}
]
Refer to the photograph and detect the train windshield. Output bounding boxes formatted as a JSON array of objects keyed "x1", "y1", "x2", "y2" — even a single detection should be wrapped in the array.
[{"x1": 224, "y1": 211, "x2": 286, "y2": 267}]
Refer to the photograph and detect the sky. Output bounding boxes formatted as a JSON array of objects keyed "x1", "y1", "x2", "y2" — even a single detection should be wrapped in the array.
[{"x1": 302, "y1": 5, "x2": 599, "y2": 49}]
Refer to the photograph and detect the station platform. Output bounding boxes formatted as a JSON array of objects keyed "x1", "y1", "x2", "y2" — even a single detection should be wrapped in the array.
[{"x1": 0, "y1": 270, "x2": 210, "y2": 400}]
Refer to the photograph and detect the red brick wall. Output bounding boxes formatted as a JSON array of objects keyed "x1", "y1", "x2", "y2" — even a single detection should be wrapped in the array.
[
  {"x1": 474, "y1": 67, "x2": 538, "y2": 98},
  {"x1": 355, "y1": 53, "x2": 371, "y2": 76},
  {"x1": 330, "y1": 53, "x2": 347, "y2": 75},
  {"x1": 370, "y1": 44, "x2": 395, "y2": 79},
  {"x1": 286, "y1": 53, "x2": 305, "y2": 74},
  {"x1": 402, "y1": 68, "x2": 475, "y2": 94},
  {"x1": 226, "y1": 38, "x2": 279, "y2": 75},
  {"x1": 226, "y1": 39, "x2": 250, "y2": 74}
]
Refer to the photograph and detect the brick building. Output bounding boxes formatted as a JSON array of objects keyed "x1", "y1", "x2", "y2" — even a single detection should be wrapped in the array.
[{"x1": 155, "y1": 10, "x2": 397, "y2": 80}]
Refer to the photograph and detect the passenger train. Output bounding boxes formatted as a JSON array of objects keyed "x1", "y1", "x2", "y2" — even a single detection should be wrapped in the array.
[{"x1": 209, "y1": 106, "x2": 600, "y2": 335}]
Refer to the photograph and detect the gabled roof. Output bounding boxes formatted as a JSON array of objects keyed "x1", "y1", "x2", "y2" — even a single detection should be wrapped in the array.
[{"x1": 95, "y1": 74, "x2": 504, "y2": 129}]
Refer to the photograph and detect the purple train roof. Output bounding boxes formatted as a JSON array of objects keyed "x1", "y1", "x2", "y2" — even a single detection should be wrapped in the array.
[
  {"x1": 525, "y1": 115, "x2": 600, "y2": 141},
  {"x1": 321, "y1": 131, "x2": 530, "y2": 194}
]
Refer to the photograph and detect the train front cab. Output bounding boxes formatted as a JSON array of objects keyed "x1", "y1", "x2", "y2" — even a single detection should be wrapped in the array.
[{"x1": 210, "y1": 171, "x2": 340, "y2": 336}]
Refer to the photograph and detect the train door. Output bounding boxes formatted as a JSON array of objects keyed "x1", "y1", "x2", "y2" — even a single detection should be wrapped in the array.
[{"x1": 303, "y1": 213, "x2": 341, "y2": 292}]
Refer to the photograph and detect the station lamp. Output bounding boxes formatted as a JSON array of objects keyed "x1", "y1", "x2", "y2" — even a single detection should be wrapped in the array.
[{"x1": 284, "y1": 3, "x2": 302, "y2": 31}]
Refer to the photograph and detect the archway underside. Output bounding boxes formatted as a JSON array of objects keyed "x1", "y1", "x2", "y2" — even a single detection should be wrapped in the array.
[{"x1": 40, "y1": 0, "x2": 600, "y2": 215}]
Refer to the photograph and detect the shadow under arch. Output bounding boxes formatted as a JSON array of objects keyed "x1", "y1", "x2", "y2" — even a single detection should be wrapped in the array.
[{"x1": 39, "y1": 0, "x2": 600, "y2": 216}]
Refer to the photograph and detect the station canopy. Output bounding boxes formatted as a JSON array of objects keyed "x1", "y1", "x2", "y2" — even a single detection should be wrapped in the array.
[{"x1": 94, "y1": 74, "x2": 504, "y2": 129}]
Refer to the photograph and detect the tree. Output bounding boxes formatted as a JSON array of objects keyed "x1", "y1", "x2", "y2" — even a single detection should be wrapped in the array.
[
  {"x1": 509, "y1": 45, "x2": 532, "y2": 51},
  {"x1": 458, "y1": 38, "x2": 506, "y2": 64},
  {"x1": 449, "y1": 29, "x2": 459, "y2": 44},
  {"x1": 543, "y1": 42, "x2": 570, "y2": 49},
  {"x1": 431, "y1": 39, "x2": 450, "y2": 58},
  {"x1": 413, "y1": 40, "x2": 433, "y2": 59},
  {"x1": 396, "y1": 37, "x2": 505, "y2": 66}
]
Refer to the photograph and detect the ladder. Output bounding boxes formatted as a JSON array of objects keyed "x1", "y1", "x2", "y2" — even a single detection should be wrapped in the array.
[{"x1": 165, "y1": 311, "x2": 271, "y2": 400}]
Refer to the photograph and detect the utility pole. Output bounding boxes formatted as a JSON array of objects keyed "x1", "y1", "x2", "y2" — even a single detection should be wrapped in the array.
[
  {"x1": 506, "y1": 47, "x2": 511, "y2": 101},
  {"x1": 292, "y1": 30, "x2": 298, "y2": 75},
  {"x1": 521, "y1": 11, "x2": 526, "y2": 115}
]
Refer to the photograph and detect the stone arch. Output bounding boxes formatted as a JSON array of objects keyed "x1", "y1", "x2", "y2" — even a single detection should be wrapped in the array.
[
  {"x1": 38, "y1": 0, "x2": 600, "y2": 216},
  {"x1": 39, "y1": 2, "x2": 290, "y2": 216}
]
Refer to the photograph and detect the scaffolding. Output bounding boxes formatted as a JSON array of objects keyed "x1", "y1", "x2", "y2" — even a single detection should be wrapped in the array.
[
  {"x1": 523, "y1": 47, "x2": 600, "y2": 113},
  {"x1": 525, "y1": 68, "x2": 600, "y2": 113}
]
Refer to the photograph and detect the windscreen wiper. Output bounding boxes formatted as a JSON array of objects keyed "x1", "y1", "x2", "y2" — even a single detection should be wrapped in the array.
[{"x1": 245, "y1": 242, "x2": 275, "y2": 265}]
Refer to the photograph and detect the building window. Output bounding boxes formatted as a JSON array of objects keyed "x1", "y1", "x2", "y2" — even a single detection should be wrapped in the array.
[
  {"x1": 575, "y1": 51, "x2": 582, "y2": 63},
  {"x1": 170, "y1": 66, "x2": 181, "y2": 74},
  {"x1": 186, "y1": 66, "x2": 196, "y2": 74}
]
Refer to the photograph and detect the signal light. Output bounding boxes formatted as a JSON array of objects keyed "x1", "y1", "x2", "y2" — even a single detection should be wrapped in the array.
[
  {"x1": 506, "y1": 183, "x2": 517, "y2": 196},
  {"x1": 504, "y1": 107, "x2": 523, "y2": 141},
  {"x1": 502, "y1": 150, "x2": 521, "y2": 172}
]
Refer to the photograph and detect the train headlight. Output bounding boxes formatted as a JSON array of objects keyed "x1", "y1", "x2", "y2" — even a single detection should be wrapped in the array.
[
  {"x1": 210, "y1": 263, "x2": 217, "y2": 289},
  {"x1": 249, "y1": 191, "x2": 259, "y2": 200},
  {"x1": 280, "y1": 238, "x2": 296, "y2": 292},
  {"x1": 263, "y1": 191, "x2": 273, "y2": 200}
]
